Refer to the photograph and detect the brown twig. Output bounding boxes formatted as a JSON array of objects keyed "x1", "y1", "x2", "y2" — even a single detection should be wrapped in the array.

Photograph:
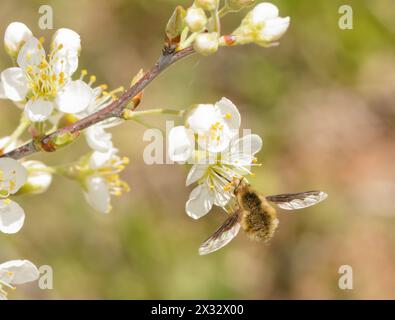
[{"x1": 1, "y1": 46, "x2": 195, "y2": 160}]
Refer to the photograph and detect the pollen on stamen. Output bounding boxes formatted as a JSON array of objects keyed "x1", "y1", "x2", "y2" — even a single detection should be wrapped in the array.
[
  {"x1": 80, "y1": 69, "x2": 88, "y2": 79},
  {"x1": 89, "y1": 75, "x2": 97, "y2": 85},
  {"x1": 225, "y1": 113, "x2": 232, "y2": 119}
]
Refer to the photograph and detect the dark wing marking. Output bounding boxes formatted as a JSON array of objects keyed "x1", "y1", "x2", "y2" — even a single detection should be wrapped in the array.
[
  {"x1": 266, "y1": 191, "x2": 328, "y2": 210},
  {"x1": 199, "y1": 212, "x2": 241, "y2": 256}
]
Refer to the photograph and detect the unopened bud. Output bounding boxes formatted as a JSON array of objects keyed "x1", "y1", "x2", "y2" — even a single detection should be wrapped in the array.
[
  {"x1": 193, "y1": 32, "x2": 219, "y2": 56},
  {"x1": 166, "y1": 6, "x2": 186, "y2": 43},
  {"x1": 185, "y1": 8, "x2": 208, "y2": 32}
]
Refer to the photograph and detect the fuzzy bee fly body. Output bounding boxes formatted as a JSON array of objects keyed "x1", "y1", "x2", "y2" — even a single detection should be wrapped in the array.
[{"x1": 198, "y1": 180, "x2": 328, "y2": 255}]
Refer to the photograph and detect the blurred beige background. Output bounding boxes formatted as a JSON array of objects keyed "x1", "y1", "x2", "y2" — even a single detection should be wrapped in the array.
[{"x1": 1, "y1": 0, "x2": 395, "y2": 299}]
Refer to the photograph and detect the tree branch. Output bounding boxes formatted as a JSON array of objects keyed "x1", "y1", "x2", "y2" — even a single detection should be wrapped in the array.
[{"x1": 1, "y1": 46, "x2": 195, "y2": 160}]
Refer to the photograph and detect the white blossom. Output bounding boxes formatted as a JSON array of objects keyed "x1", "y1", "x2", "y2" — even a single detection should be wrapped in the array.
[
  {"x1": 232, "y1": 2, "x2": 290, "y2": 47},
  {"x1": 186, "y1": 97, "x2": 241, "y2": 153},
  {"x1": 0, "y1": 260, "x2": 39, "y2": 300},
  {"x1": 0, "y1": 23, "x2": 93, "y2": 122},
  {"x1": 0, "y1": 158, "x2": 28, "y2": 234},
  {"x1": 185, "y1": 133, "x2": 262, "y2": 219},
  {"x1": 83, "y1": 148, "x2": 130, "y2": 214},
  {"x1": 78, "y1": 84, "x2": 123, "y2": 154}
]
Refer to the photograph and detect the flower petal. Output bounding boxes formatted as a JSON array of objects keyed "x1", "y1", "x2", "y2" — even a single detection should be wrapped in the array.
[
  {"x1": 0, "y1": 157, "x2": 28, "y2": 194},
  {"x1": 232, "y1": 133, "x2": 263, "y2": 157},
  {"x1": 260, "y1": 17, "x2": 290, "y2": 42},
  {"x1": 89, "y1": 148, "x2": 118, "y2": 169},
  {"x1": 251, "y1": 3, "x2": 279, "y2": 27},
  {"x1": 186, "y1": 164, "x2": 208, "y2": 186},
  {"x1": 185, "y1": 184, "x2": 214, "y2": 219},
  {"x1": 24, "y1": 98, "x2": 54, "y2": 122},
  {"x1": 85, "y1": 176, "x2": 111, "y2": 214},
  {"x1": 215, "y1": 97, "x2": 241, "y2": 131},
  {"x1": 186, "y1": 104, "x2": 222, "y2": 134},
  {"x1": 0, "y1": 67, "x2": 28, "y2": 101},
  {"x1": 55, "y1": 80, "x2": 93, "y2": 114},
  {"x1": 0, "y1": 199, "x2": 25, "y2": 234},
  {"x1": 21, "y1": 161, "x2": 52, "y2": 194},
  {"x1": 85, "y1": 125, "x2": 113, "y2": 153},
  {"x1": 17, "y1": 37, "x2": 46, "y2": 71},
  {"x1": 168, "y1": 126, "x2": 195, "y2": 162},
  {"x1": 0, "y1": 136, "x2": 19, "y2": 153},
  {"x1": 4, "y1": 22, "x2": 33, "y2": 56},
  {"x1": 0, "y1": 260, "x2": 39, "y2": 285},
  {"x1": 51, "y1": 28, "x2": 81, "y2": 54},
  {"x1": 0, "y1": 79, "x2": 5, "y2": 99}
]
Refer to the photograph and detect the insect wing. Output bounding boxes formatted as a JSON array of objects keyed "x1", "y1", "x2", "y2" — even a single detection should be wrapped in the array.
[
  {"x1": 199, "y1": 212, "x2": 241, "y2": 255},
  {"x1": 266, "y1": 191, "x2": 328, "y2": 210}
]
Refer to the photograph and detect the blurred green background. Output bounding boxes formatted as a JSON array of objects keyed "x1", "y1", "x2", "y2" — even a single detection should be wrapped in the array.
[{"x1": 1, "y1": 0, "x2": 395, "y2": 299}]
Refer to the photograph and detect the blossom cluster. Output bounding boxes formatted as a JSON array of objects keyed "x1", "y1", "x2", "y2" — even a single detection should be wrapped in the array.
[
  {"x1": 0, "y1": 1, "x2": 292, "y2": 298},
  {"x1": 0, "y1": 23, "x2": 131, "y2": 237},
  {"x1": 167, "y1": 1, "x2": 290, "y2": 55},
  {"x1": 168, "y1": 98, "x2": 262, "y2": 219}
]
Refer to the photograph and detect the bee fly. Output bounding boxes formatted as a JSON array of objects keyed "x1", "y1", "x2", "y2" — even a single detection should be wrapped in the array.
[{"x1": 199, "y1": 180, "x2": 328, "y2": 255}]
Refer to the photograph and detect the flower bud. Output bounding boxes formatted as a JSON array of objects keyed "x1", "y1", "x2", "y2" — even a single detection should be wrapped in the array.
[
  {"x1": 232, "y1": 3, "x2": 290, "y2": 46},
  {"x1": 256, "y1": 16, "x2": 290, "y2": 46},
  {"x1": 195, "y1": 0, "x2": 219, "y2": 11},
  {"x1": 185, "y1": 8, "x2": 208, "y2": 32},
  {"x1": 250, "y1": 2, "x2": 279, "y2": 27},
  {"x1": 4, "y1": 22, "x2": 33, "y2": 57},
  {"x1": 18, "y1": 161, "x2": 53, "y2": 195},
  {"x1": 166, "y1": 6, "x2": 186, "y2": 43},
  {"x1": 226, "y1": 0, "x2": 256, "y2": 11},
  {"x1": 193, "y1": 32, "x2": 219, "y2": 56}
]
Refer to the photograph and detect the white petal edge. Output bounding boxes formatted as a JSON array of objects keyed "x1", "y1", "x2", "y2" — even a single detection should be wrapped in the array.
[
  {"x1": 24, "y1": 98, "x2": 54, "y2": 122},
  {"x1": 186, "y1": 164, "x2": 208, "y2": 186},
  {"x1": 4, "y1": 22, "x2": 33, "y2": 55},
  {"x1": 0, "y1": 157, "x2": 28, "y2": 193},
  {"x1": 55, "y1": 80, "x2": 93, "y2": 114},
  {"x1": 0, "y1": 200, "x2": 25, "y2": 234},
  {"x1": 85, "y1": 125, "x2": 113, "y2": 153},
  {"x1": 22, "y1": 160, "x2": 53, "y2": 194},
  {"x1": 260, "y1": 17, "x2": 290, "y2": 42},
  {"x1": 0, "y1": 67, "x2": 28, "y2": 101},
  {"x1": 231, "y1": 133, "x2": 263, "y2": 157},
  {"x1": 185, "y1": 184, "x2": 214, "y2": 219},
  {"x1": 17, "y1": 37, "x2": 46, "y2": 71},
  {"x1": 0, "y1": 260, "x2": 39, "y2": 285},
  {"x1": 215, "y1": 97, "x2": 241, "y2": 131},
  {"x1": 168, "y1": 126, "x2": 195, "y2": 163},
  {"x1": 251, "y1": 3, "x2": 279, "y2": 26},
  {"x1": 85, "y1": 176, "x2": 111, "y2": 214}
]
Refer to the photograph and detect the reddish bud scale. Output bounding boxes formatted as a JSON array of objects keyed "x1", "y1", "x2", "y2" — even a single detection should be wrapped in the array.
[{"x1": 223, "y1": 35, "x2": 237, "y2": 46}]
